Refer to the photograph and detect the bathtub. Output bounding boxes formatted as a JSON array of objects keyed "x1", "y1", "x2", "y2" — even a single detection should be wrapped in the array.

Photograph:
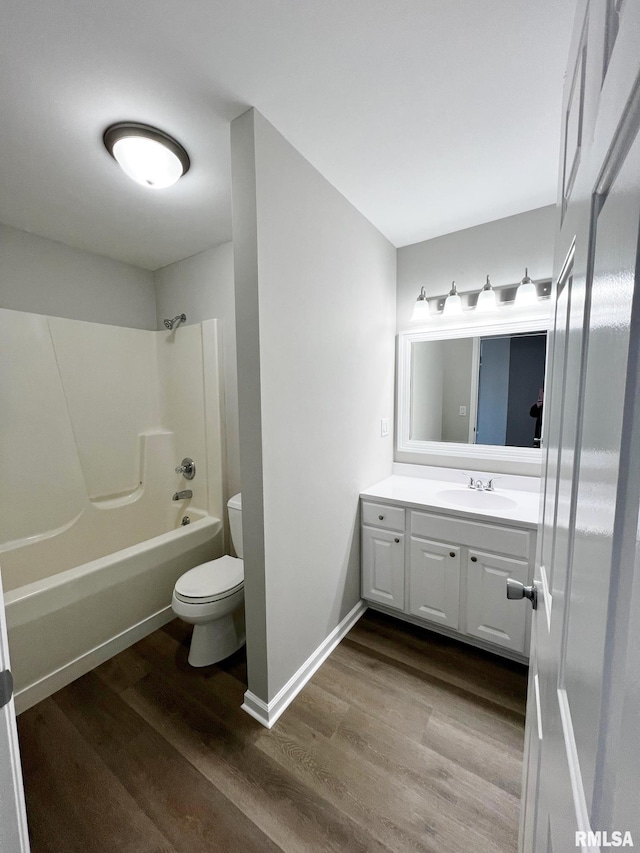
[
  {"x1": 1, "y1": 432, "x2": 223, "y2": 713},
  {"x1": 2, "y1": 512, "x2": 221, "y2": 713}
]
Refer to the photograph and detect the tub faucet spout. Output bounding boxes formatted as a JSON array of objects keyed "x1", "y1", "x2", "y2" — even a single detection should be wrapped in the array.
[{"x1": 172, "y1": 490, "x2": 192, "y2": 501}]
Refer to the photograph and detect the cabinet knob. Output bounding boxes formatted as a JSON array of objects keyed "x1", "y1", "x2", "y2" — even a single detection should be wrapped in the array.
[
  {"x1": 449, "y1": 551, "x2": 455, "y2": 558},
  {"x1": 394, "y1": 538, "x2": 400, "y2": 543},
  {"x1": 470, "y1": 556, "x2": 477, "y2": 562},
  {"x1": 378, "y1": 515, "x2": 384, "y2": 520}
]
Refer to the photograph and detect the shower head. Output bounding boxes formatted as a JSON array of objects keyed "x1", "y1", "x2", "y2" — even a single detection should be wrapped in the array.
[{"x1": 164, "y1": 313, "x2": 187, "y2": 331}]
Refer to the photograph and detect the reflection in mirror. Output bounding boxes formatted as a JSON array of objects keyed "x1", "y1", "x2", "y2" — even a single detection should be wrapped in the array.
[{"x1": 410, "y1": 332, "x2": 547, "y2": 448}]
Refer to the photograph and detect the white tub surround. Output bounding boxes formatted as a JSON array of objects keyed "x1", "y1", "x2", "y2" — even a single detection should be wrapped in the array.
[
  {"x1": 361, "y1": 465, "x2": 540, "y2": 662},
  {"x1": 0, "y1": 308, "x2": 226, "y2": 710}
]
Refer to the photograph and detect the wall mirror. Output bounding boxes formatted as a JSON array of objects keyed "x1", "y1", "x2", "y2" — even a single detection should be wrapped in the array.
[{"x1": 397, "y1": 312, "x2": 551, "y2": 464}]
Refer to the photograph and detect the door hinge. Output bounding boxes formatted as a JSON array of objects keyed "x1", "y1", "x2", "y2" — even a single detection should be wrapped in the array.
[{"x1": 0, "y1": 669, "x2": 14, "y2": 709}]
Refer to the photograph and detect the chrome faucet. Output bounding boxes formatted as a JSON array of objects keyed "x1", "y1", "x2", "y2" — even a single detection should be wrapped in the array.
[
  {"x1": 462, "y1": 473, "x2": 501, "y2": 492},
  {"x1": 172, "y1": 490, "x2": 192, "y2": 501}
]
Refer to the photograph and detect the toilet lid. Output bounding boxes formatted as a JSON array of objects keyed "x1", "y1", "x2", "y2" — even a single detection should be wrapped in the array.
[{"x1": 174, "y1": 556, "x2": 244, "y2": 602}]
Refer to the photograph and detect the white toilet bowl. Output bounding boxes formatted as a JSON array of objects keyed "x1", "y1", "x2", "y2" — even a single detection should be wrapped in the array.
[{"x1": 171, "y1": 493, "x2": 245, "y2": 667}]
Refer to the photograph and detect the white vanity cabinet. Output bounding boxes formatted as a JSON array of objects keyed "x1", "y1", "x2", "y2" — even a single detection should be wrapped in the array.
[
  {"x1": 361, "y1": 501, "x2": 406, "y2": 610},
  {"x1": 465, "y1": 550, "x2": 530, "y2": 654},
  {"x1": 408, "y1": 538, "x2": 460, "y2": 628},
  {"x1": 361, "y1": 497, "x2": 536, "y2": 662}
]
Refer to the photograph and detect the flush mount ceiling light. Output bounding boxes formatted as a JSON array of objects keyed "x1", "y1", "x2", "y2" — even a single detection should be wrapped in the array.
[
  {"x1": 442, "y1": 281, "x2": 463, "y2": 317},
  {"x1": 103, "y1": 122, "x2": 190, "y2": 189},
  {"x1": 476, "y1": 274, "x2": 498, "y2": 312},
  {"x1": 411, "y1": 286, "x2": 431, "y2": 322},
  {"x1": 515, "y1": 267, "x2": 538, "y2": 307}
]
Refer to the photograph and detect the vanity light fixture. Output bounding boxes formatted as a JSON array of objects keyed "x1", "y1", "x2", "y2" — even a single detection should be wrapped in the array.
[
  {"x1": 476, "y1": 274, "x2": 498, "y2": 312},
  {"x1": 103, "y1": 122, "x2": 190, "y2": 189},
  {"x1": 442, "y1": 281, "x2": 463, "y2": 317},
  {"x1": 410, "y1": 286, "x2": 431, "y2": 322},
  {"x1": 515, "y1": 268, "x2": 538, "y2": 307}
]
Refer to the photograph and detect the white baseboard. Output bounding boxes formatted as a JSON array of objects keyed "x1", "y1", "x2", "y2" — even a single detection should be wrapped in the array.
[
  {"x1": 242, "y1": 600, "x2": 367, "y2": 729},
  {"x1": 14, "y1": 606, "x2": 174, "y2": 714}
]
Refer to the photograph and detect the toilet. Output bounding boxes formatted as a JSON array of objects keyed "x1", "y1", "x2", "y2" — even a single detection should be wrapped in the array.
[{"x1": 171, "y1": 492, "x2": 245, "y2": 667}]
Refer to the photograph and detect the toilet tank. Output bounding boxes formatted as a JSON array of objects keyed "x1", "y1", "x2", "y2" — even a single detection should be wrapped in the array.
[{"x1": 227, "y1": 493, "x2": 243, "y2": 558}]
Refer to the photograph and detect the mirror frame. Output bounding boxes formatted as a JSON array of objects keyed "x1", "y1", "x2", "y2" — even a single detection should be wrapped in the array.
[{"x1": 397, "y1": 308, "x2": 551, "y2": 465}]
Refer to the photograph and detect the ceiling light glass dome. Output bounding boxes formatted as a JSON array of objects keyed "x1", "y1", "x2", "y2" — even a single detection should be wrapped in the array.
[{"x1": 103, "y1": 123, "x2": 190, "y2": 189}]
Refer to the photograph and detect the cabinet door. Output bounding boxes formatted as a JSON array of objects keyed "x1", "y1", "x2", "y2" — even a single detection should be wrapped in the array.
[
  {"x1": 409, "y1": 537, "x2": 460, "y2": 628},
  {"x1": 466, "y1": 550, "x2": 529, "y2": 653},
  {"x1": 362, "y1": 526, "x2": 405, "y2": 610}
]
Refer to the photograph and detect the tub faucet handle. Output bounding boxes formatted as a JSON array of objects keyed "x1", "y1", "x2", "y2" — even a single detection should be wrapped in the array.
[
  {"x1": 172, "y1": 490, "x2": 192, "y2": 501},
  {"x1": 175, "y1": 458, "x2": 196, "y2": 480}
]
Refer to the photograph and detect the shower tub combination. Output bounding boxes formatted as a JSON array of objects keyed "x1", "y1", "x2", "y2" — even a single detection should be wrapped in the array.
[
  {"x1": 2, "y1": 434, "x2": 222, "y2": 713},
  {"x1": 0, "y1": 308, "x2": 225, "y2": 712}
]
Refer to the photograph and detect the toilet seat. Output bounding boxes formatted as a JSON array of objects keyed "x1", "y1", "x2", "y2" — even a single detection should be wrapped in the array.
[{"x1": 174, "y1": 555, "x2": 244, "y2": 604}]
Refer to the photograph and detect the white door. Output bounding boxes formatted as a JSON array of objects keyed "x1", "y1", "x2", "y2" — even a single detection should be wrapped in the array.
[
  {"x1": 0, "y1": 569, "x2": 30, "y2": 852},
  {"x1": 519, "y1": 2, "x2": 640, "y2": 849}
]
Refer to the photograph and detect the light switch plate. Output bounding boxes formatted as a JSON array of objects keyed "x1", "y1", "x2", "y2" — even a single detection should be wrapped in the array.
[
  {"x1": 459, "y1": 406, "x2": 467, "y2": 416},
  {"x1": 381, "y1": 418, "x2": 390, "y2": 436}
]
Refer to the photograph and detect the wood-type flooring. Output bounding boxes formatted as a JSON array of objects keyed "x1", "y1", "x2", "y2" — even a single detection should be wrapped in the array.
[{"x1": 17, "y1": 609, "x2": 527, "y2": 852}]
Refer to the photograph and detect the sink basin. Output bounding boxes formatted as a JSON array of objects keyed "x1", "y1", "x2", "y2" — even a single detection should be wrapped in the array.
[{"x1": 435, "y1": 488, "x2": 518, "y2": 511}]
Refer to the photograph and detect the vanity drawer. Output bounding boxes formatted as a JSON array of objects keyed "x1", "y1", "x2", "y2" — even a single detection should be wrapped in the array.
[
  {"x1": 410, "y1": 511, "x2": 531, "y2": 559},
  {"x1": 362, "y1": 501, "x2": 405, "y2": 532}
]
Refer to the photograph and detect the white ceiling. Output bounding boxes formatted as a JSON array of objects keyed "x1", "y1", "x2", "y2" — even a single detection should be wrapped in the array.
[{"x1": 0, "y1": 1, "x2": 576, "y2": 271}]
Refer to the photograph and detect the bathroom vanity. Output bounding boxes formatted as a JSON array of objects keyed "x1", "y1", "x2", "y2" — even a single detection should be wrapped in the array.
[{"x1": 360, "y1": 468, "x2": 539, "y2": 662}]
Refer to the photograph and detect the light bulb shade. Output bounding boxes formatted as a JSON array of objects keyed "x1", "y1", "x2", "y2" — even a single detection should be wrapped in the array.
[
  {"x1": 442, "y1": 292, "x2": 462, "y2": 316},
  {"x1": 411, "y1": 299, "x2": 431, "y2": 322},
  {"x1": 411, "y1": 287, "x2": 431, "y2": 321},
  {"x1": 442, "y1": 282, "x2": 462, "y2": 317},
  {"x1": 515, "y1": 280, "x2": 538, "y2": 307},
  {"x1": 104, "y1": 123, "x2": 190, "y2": 189},
  {"x1": 476, "y1": 286, "x2": 497, "y2": 312}
]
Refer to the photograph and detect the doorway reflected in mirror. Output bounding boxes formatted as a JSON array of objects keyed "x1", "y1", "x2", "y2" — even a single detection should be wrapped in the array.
[{"x1": 410, "y1": 332, "x2": 547, "y2": 448}]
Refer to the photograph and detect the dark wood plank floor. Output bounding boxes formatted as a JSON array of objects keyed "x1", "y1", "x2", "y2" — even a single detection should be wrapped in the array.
[{"x1": 17, "y1": 610, "x2": 527, "y2": 853}]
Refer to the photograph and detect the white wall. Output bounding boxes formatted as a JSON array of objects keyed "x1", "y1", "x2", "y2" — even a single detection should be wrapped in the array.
[
  {"x1": 154, "y1": 243, "x2": 240, "y2": 502},
  {"x1": 0, "y1": 222, "x2": 156, "y2": 329},
  {"x1": 397, "y1": 205, "x2": 556, "y2": 332},
  {"x1": 0, "y1": 308, "x2": 223, "y2": 561},
  {"x1": 231, "y1": 108, "x2": 396, "y2": 705}
]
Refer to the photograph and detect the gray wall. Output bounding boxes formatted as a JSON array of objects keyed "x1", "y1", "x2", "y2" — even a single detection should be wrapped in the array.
[
  {"x1": 396, "y1": 205, "x2": 556, "y2": 332},
  {"x1": 410, "y1": 340, "x2": 443, "y2": 441},
  {"x1": 0, "y1": 222, "x2": 156, "y2": 329},
  {"x1": 441, "y1": 337, "x2": 474, "y2": 443},
  {"x1": 231, "y1": 108, "x2": 396, "y2": 704},
  {"x1": 154, "y1": 242, "x2": 241, "y2": 501}
]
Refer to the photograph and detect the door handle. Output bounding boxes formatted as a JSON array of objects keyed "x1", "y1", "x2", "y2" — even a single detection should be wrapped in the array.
[
  {"x1": 0, "y1": 669, "x2": 14, "y2": 709},
  {"x1": 506, "y1": 578, "x2": 538, "y2": 610}
]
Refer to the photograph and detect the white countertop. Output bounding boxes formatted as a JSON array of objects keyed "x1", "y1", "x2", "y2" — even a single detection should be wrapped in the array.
[{"x1": 360, "y1": 472, "x2": 541, "y2": 529}]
